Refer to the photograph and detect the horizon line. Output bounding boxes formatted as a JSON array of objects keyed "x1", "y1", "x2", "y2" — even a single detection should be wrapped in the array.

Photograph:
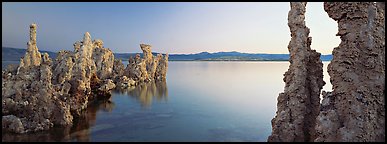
[{"x1": 2, "y1": 46, "x2": 333, "y2": 55}]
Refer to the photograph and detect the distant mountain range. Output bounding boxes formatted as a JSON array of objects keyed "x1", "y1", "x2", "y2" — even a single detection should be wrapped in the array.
[
  {"x1": 2, "y1": 47, "x2": 332, "y2": 61},
  {"x1": 2, "y1": 47, "x2": 58, "y2": 61},
  {"x1": 168, "y1": 51, "x2": 332, "y2": 61}
]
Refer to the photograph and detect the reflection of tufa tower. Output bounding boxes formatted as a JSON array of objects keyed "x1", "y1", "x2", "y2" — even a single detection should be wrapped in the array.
[
  {"x1": 124, "y1": 80, "x2": 168, "y2": 108},
  {"x1": 23, "y1": 23, "x2": 42, "y2": 67}
]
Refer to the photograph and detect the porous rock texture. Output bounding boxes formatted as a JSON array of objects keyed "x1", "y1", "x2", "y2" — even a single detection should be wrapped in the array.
[
  {"x1": 140, "y1": 44, "x2": 153, "y2": 66},
  {"x1": 269, "y1": 2, "x2": 385, "y2": 142},
  {"x1": 155, "y1": 53, "x2": 169, "y2": 81},
  {"x1": 124, "y1": 54, "x2": 148, "y2": 82},
  {"x1": 123, "y1": 44, "x2": 169, "y2": 83},
  {"x1": 2, "y1": 97, "x2": 114, "y2": 142},
  {"x1": 2, "y1": 30, "x2": 73, "y2": 133},
  {"x1": 112, "y1": 59, "x2": 125, "y2": 80},
  {"x1": 115, "y1": 76, "x2": 136, "y2": 89},
  {"x1": 62, "y1": 32, "x2": 98, "y2": 117},
  {"x1": 2, "y1": 23, "x2": 169, "y2": 134},
  {"x1": 22, "y1": 23, "x2": 42, "y2": 67},
  {"x1": 314, "y1": 2, "x2": 385, "y2": 142},
  {"x1": 268, "y1": 2, "x2": 325, "y2": 142},
  {"x1": 92, "y1": 39, "x2": 114, "y2": 80}
]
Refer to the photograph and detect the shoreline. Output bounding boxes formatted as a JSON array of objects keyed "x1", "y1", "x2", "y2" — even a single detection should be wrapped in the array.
[{"x1": 2, "y1": 60, "x2": 332, "y2": 62}]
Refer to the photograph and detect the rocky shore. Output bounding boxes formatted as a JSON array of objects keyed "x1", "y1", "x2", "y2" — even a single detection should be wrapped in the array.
[{"x1": 2, "y1": 23, "x2": 169, "y2": 134}]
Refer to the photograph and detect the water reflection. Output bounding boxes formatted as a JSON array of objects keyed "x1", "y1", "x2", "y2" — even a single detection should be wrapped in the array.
[
  {"x1": 115, "y1": 80, "x2": 168, "y2": 108},
  {"x1": 2, "y1": 80, "x2": 168, "y2": 142},
  {"x1": 70, "y1": 97, "x2": 115, "y2": 142},
  {"x1": 3, "y1": 62, "x2": 330, "y2": 142},
  {"x1": 2, "y1": 98, "x2": 115, "y2": 142}
]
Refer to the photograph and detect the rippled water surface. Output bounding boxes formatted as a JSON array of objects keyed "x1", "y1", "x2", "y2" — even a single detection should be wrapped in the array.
[{"x1": 2, "y1": 61, "x2": 332, "y2": 142}]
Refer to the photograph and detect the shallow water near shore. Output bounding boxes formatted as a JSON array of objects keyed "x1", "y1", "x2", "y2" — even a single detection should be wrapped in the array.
[{"x1": 2, "y1": 61, "x2": 331, "y2": 142}]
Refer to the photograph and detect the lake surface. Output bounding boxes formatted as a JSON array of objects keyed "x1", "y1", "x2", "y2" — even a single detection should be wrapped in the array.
[{"x1": 2, "y1": 61, "x2": 332, "y2": 142}]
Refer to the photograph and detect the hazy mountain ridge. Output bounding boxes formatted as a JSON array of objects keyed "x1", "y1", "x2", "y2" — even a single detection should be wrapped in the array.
[
  {"x1": 2, "y1": 47, "x2": 58, "y2": 61},
  {"x1": 2, "y1": 47, "x2": 332, "y2": 61}
]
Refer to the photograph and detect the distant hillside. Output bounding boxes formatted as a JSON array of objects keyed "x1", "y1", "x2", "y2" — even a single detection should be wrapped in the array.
[
  {"x1": 2, "y1": 47, "x2": 332, "y2": 62},
  {"x1": 1, "y1": 47, "x2": 145, "y2": 61},
  {"x1": 2, "y1": 47, "x2": 57, "y2": 61},
  {"x1": 168, "y1": 51, "x2": 332, "y2": 61}
]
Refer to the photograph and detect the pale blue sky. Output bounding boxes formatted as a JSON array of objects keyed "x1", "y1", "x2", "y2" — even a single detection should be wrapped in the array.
[{"x1": 2, "y1": 2, "x2": 339, "y2": 54}]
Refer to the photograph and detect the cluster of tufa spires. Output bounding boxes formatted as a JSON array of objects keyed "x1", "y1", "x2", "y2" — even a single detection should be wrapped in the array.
[{"x1": 2, "y1": 23, "x2": 169, "y2": 134}]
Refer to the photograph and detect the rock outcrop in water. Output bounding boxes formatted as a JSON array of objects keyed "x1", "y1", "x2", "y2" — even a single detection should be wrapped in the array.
[
  {"x1": 124, "y1": 54, "x2": 147, "y2": 83},
  {"x1": 123, "y1": 44, "x2": 169, "y2": 84},
  {"x1": 2, "y1": 97, "x2": 114, "y2": 142},
  {"x1": 314, "y1": 2, "x2": 385, "y2": 142},
  {"x1": 268, "y1": 2, "x2": 325, "y2": 142},
  {"x1": 139, "y1": 44, "x2": 169, "y2": 81},
  {"x1": 2, "y1": 52, "x2": 73, "y2": 133},
  {"x1": 269, "y1": 2, "x2": 385, "y2": 142},
  {"x1": 2, "y1": 23, "x2": 169, "y2": 134},
  {"x1": 155, "y1": 53, "x2": 169, "y2": 81},
  {"x1": 2, "y1": 24, "x2": 73, "y2": 134},
  {"x1": 92, "y1": 39, "x2": 115, "y2": 80}
]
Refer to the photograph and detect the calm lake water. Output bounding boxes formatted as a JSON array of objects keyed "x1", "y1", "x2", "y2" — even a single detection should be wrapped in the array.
[{"x1": 2, "y1": 61, "x2": 332, "y2": 142}]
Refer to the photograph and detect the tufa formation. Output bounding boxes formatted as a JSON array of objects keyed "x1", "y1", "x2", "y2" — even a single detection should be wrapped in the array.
[
  {"x1": 268, "y1": 2, "x2": 325, "y2": 142},
  {"x1": 269, "y1": 2, "x2": 385, "y2": 142},
  {"x1": 2, "y1": 23, "x2": 169, "y2": 134},
  {"x1": 315, "y1": 2, "x2": 385, "y2": 142}
]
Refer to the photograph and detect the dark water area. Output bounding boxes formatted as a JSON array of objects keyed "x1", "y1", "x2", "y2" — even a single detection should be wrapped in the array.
[{"x1": 2, "y1": 61, "x2": 331, "y2": 142}]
